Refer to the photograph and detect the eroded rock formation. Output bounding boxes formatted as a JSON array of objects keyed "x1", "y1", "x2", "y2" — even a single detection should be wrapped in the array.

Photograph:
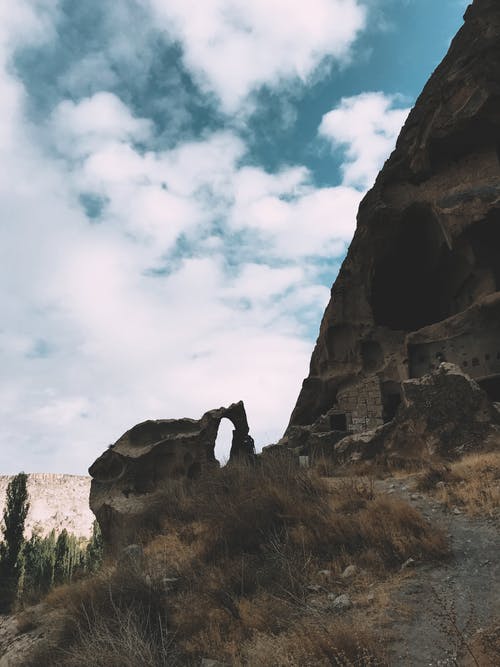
[
  {"x1": 89, "y1": 401, "x2": 253, "y2": 549},
  {"x1": 284, "y1": 0, "x2": 500, "y2": 457}
]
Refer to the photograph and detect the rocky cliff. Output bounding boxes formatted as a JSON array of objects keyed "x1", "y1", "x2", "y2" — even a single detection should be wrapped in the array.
[
  {"x1": 284, "y1": 0, "x2": 500, "y2": 456},
  {"x1": 0, "y1": 474, "x2": 93, "y2": 539}
]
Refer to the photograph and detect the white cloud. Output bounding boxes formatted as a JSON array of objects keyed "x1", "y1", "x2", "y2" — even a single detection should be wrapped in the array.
[
  {"x1": 0, "y1": 92, "x2": 333, "y2": 472},
  {"x1": 149, "y1": 0, "x2": 367, "y2": 112},
  {"x1": 319, "y1": 92, "x2": 410, "y2": 189},
  {"x1": 230, "y1": 166, "x2": 362, "y2": 257},
  {"x1": 53, "y1": 93, "x2": 153, "y2": 156},
  {"x1": 0, "y1": 3, "x2": 412, "y2": 475}
]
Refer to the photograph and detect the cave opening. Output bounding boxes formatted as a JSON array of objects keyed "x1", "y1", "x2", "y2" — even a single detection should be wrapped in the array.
[
  {"x1": 330, "y1": 412, "x2": 348, "y2": 431},
  {"x1": 371, "y1": 206, "x2": 453, "y2": 331},
  {"x1": 382, "y1": 381, "x2": 402, "y2": 423},
  {"x1": 478, "y1": 375, "x2": 500, "y2": 402},
  {"x1": 464, "y1": 213, "x2": 500, "y2": 291},
  {"x1": 371, "y1": 206, "x2": 500, "y2": 332}
]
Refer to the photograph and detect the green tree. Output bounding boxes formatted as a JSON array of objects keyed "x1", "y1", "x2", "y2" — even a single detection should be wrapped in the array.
[
  {"x1": 23, "y1": 529, "x2": 57, "y2": 599},
  {"x1": 85, "y1": 520, "x2": 103, "y2": 573},
  {"x1": 0, "y1": 472, "x2": 30, "y2": 612},
  {"x1": 54, "y1": 529, "x2": 70, "y2": 584}
]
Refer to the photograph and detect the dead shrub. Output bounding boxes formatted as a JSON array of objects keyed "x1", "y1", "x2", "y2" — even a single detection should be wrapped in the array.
[
  {"x1": 415, "y1": 463, "x2": 457, "y2": 491},
  {"x1": 25, "y1": 563, "x2": 171, "y2": 667},
  {"x1": 417, "y1": 452, "x2": 500, "y2": 517},
  {"x1": 235, "y1": 620, "x2": 387, "y2": 666}
]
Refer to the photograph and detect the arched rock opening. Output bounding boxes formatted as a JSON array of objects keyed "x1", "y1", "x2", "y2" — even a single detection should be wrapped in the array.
[{"x1": 214, "y1": 417, "x2": 234, "y2": 466}]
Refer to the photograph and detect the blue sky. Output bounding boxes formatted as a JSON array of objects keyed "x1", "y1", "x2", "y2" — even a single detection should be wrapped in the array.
[{"x1": 0, "y1": 0, "x2": 468, "y2": 473}]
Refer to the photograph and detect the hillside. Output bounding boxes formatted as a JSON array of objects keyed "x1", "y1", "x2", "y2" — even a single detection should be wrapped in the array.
[{"x1": 0, "y1": 474, "x2": 93, "y2": 540}]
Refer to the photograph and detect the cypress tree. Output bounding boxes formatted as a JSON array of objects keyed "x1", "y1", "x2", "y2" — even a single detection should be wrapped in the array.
[
  {"x1": 54, "y1": 529, "x2": 70, "y2": 584},
  {"x1": 86, "y1": 520, "x2": 103, "y2": 573},
  {"x1": 0, "y1": 472, "x2": 30, "y2": 612}
]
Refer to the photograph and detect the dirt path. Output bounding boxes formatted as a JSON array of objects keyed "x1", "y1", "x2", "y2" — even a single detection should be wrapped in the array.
[{"x1": 377, "y1": 477, "x2": 500, "y2": 666}]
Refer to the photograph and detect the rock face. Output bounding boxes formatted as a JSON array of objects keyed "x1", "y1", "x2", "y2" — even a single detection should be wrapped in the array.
[
  {"x1": 285, "y1": 0, "x2": 500, "y2": 456},
  {"x1": 89, "y1": 401, "x2": 253, "y2": 549},
  {"x1": 334, "y1": 364, "x2": 500, "y2": 465},
  {"x1": 0, "y1": 474, "x2": 93, "y2": 539}
]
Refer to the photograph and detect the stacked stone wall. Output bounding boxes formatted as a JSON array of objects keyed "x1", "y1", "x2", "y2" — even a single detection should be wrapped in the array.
[{"x1": 337, "y1": 376, "x2": 384, "y2": 433}]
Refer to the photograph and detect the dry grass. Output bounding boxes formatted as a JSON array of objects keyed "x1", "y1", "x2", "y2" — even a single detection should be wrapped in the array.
[
  {"x1": 313, "y1": 452, "x2": 440, "y2": 481},
  {"x1": 416, "y1": 452, "x2": 500, "y2": 517},
  {"x1": 25, "y1": 458, "x2": 448, "y2": 667}
]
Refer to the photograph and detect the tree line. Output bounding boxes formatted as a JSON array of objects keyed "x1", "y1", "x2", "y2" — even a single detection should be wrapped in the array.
[{"x1": 0, "y1": 472, "x2": 103, "y2": 613}]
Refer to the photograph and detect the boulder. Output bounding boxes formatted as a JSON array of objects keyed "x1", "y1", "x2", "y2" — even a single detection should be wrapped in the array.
[
  {"x1": 284, "y1": 0, "x2": 500, "y2": 461},
  {"x1": 89, "y1": 401, "x2": 254, "y2": 551}
]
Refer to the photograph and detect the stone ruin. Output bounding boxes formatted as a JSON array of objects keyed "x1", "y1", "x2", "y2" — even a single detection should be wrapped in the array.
[
  {"x1": 279, "y1": 0, "x2": 500, "y2": 463},
  {"x1": 89, "y1": 401, "x2": 254, "y2": 549}
]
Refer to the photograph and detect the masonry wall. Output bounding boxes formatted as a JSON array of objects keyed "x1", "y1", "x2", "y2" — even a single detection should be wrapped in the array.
[{"x1": 337, "y1": 376, "x2": 384, "y2": 433}]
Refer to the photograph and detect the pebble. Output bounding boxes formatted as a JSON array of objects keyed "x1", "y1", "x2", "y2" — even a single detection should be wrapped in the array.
[
  {"x1": 401, "y1": 557, "x2": 416, "y2": 570},
  {"x1": 341, "y1": 564, "x2": 358, "y2": 579},
  {"x1": 330, "y1": 594, "x2": 352, "y2": 611}
]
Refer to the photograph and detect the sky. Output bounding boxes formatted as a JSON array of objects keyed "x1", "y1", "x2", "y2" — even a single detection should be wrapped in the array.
[{"x1": 0, "y1": 0, "x2": 469, "y2": 474}]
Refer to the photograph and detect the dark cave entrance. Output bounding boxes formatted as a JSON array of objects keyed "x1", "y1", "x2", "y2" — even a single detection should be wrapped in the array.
[
  {"x1": 462, "y1": 213, "x2": 500, "y2": 294},
  {"x1": 330, "y1": 412, "x2": 348, "y2": 431},
  {"x1": 371, "y1": 205, "x2": 453, "y2": 331},
  {"x1": 382, "y1": 381, "x2": 402, "y2": 423},
  {"x1": 371, "y1": 206, "x2": 500, "y2": 332},
  {"x1": 478, "y1": 375, "x2": 500, "y2": 402}
]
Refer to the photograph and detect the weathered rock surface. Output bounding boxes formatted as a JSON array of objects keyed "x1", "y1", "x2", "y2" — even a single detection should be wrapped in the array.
[
  {"x1": 0, "y1": 474, "x2": 93, "y2": 539},
  {"x1": 89, "y1": 401, "x2": 253, "y2": 549},
  {"x1": 333, "y1": 364, "x2": 500, "y2": 465},
  {"x1": 0, "y1": 603, "x2": 62, "y2": 667},
  {"x1": 285, "y1": 0, "x2": 500, "y2": 457}
]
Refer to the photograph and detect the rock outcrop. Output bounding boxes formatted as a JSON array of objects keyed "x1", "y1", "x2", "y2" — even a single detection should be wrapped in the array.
[
  {"x1": 89, "y1": 401, "x2": 254, "y2": 549},
  {"x1": 284, "y1": 0, "x2": 500, "y2": 457}
]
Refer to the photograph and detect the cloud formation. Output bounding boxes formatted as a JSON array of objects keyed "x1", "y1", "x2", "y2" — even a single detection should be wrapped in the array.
[
  {"x1": 319, "y1": 92, "x2": 410, "y2": 189},
  {"x1": 149, "y1": 0, "x2": 367, "y2": 112},
  {"x1": 0, "y1": 1, "x2": 411, "y2": 474}
]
